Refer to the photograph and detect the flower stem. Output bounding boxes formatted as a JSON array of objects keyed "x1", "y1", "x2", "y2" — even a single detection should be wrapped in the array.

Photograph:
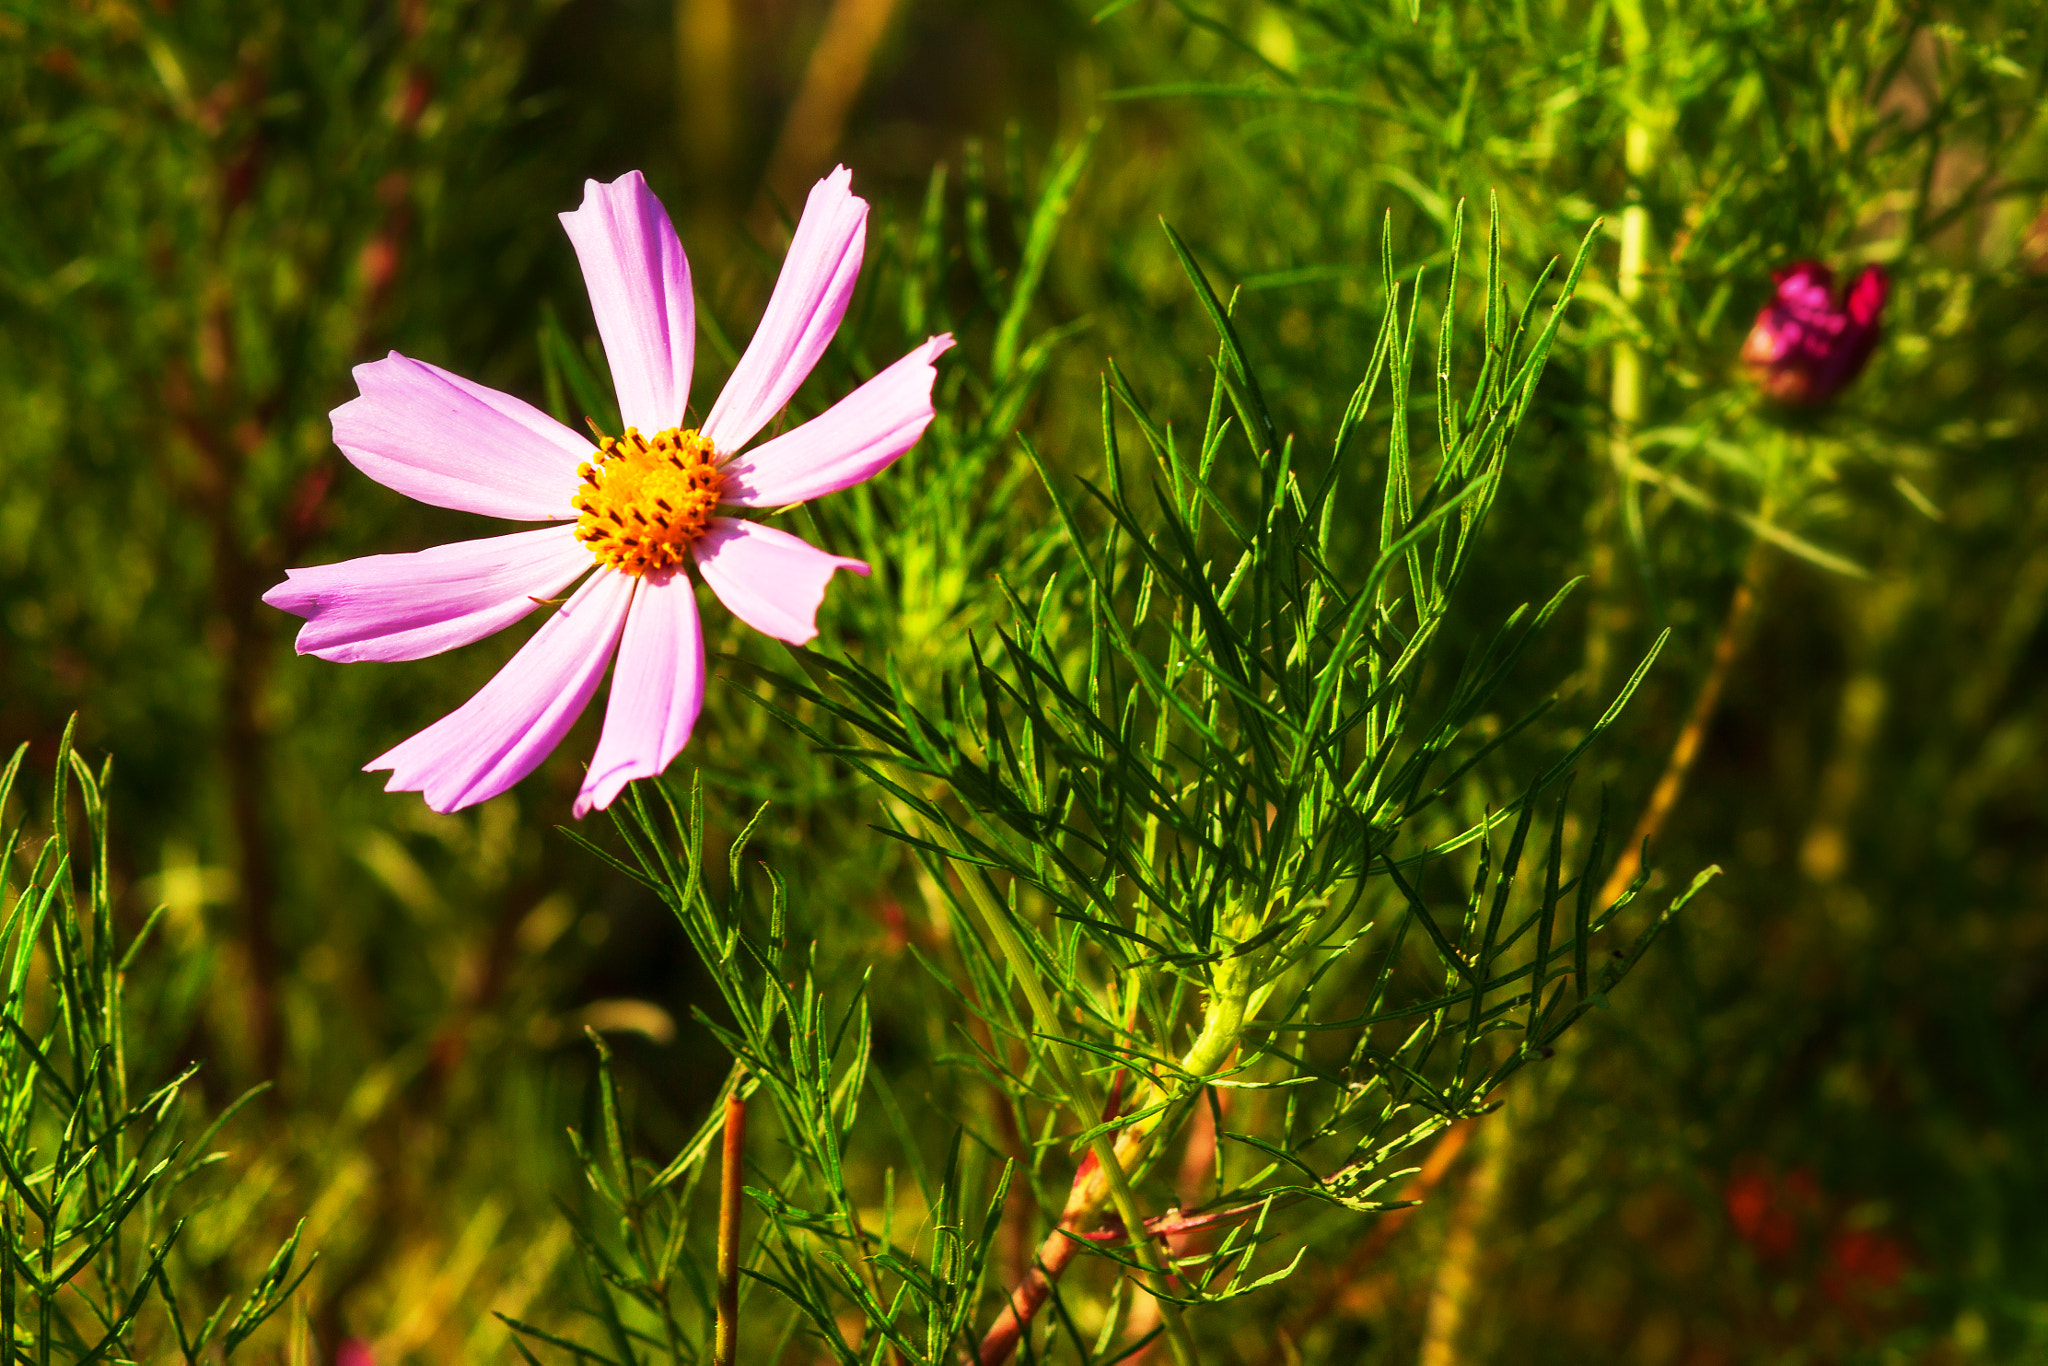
[
  {"x1": 1584, "y1": 0, "x2": 1657, "y2": 699},
  {"x1": 1417, "y1": 1109, "x2": 1509, "y2": 1366},
  {"x1": 714, "y1": 1081, "x2": 747, "y2": 1366},
  {"x1": 756, "y1": 0, "x2": 901, "y2": 222},
  {"x1": 1599, "y1": 529, "x2": 1771, "y2": 906}
]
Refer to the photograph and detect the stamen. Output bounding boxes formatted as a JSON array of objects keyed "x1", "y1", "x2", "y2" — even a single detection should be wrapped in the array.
[{"x1": 572, "y1": 425, "x2": 724, "y2": 577}]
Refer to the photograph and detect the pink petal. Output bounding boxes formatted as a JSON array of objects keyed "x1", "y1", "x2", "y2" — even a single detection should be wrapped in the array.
[
  {"x1": 559, "y1": 171, "x2": 696, "y2": 434},
  {"x1": 701, "y1": 167, "x2": 867, "y2": 454},
  {"x1": 264, "y1": 525, "x2": 592, "y2": 663},
  {"x1": 719, "y1": 335, "x2": 954, "y2": 507},
  {"x1": 575, "y1": 571, "x2": 706, "y2": 817},
  {"x1": 334, "y1": 352, "x2": 591, "y2": 519},
  {"x1": 1846, "y1": 264, "x2": 1889, "y2": 327},
  {"x1": 367, "y1": 569, "x2": 635, "y2": 813},
  {"x1": 692, "y1": 518, "x2": 868, "y2": 646}
]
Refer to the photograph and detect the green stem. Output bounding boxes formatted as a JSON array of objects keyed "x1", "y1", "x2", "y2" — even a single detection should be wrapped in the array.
[{"x1": 1586, "y1": 0, "x2": 1657, "y2": 698}]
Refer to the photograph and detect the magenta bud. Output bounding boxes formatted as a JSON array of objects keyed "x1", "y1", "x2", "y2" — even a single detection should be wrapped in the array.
[
  {"x1": 1740, "y1": 260, "x2": 1889, "y2": 405},
  {"x1": 336, "y1": 1341, "x2": 376, "y2": 1366}
]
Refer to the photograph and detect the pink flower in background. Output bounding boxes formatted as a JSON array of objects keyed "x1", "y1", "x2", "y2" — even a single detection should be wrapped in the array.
[
  {"x1": 266, "y1": 168, "x2": 952, "y2": 816},
  {"x1": 1740, "y1": 259, "x2": 1888, "y2": 405},
  {"x1": 335, "y1": 1340, "x2": 377, "y2": 1366}
]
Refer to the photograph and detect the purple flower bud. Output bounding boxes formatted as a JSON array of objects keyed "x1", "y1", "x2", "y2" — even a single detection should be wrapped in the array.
[{"x1": 1740, "y1": 260, "x2": 1888, "y2": 405}]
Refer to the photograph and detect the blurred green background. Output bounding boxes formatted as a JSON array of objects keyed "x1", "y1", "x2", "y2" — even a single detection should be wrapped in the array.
[{"x1": 4, "y1": 0, "x2": 2047, "y2": 1361}]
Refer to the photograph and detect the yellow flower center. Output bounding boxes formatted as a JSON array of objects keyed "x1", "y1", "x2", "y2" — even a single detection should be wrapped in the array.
[{"x1": 571, "y1": 426, "x2": 724, "y2": 576}]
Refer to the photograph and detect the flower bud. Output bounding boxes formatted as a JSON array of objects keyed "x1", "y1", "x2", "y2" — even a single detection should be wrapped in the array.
[{"x1": 1740, "y1": 260, "x2": 1888, "y2": 405}]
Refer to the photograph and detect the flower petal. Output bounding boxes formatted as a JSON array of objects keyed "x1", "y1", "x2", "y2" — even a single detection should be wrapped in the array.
[
  {"x1": 719, "y1": 335, "x2": 953, "y2": 507},
  {"x1": 367, "y1": 569, "x2": 635, "y2": 812},
  {"x1": 559, "y1": 171, "x2": 696, "y2": 434},
  {"x1": 264, "y1": 525, "x2": 592, "y2": 663},
  {"x1": 692, "y1": 518, "x2": 867, "y2": 646},
  {"x1": 333, "y1": 352, "x2": 591, "y2": 519},
  {"x1": 1846, "y1": 264, "x2": 1889, "y2": 328},
  {"x1": 575, "y1": 571, "x2": 706, "y2": 817},
  {"x1": 701, "y1": 166, "x2": 867, "y2": 453}
]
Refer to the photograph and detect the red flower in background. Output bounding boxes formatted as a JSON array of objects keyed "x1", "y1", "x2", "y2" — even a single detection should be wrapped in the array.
[
  {"x1": 1725, "y1": 1169, "x2": 1798, "y2": 1260},
  {"x1": 1724, "y1": 1161, "x2": 1915, "y2": 1343},
  {"x1": 1740, "y1": 260, "x2": 1889, "y2": 405},
  {"x1": 1725, "y1": 1165, "x2": 1819, "y2": 1261},
  {"x1": 1822, "y1": 1227, "x2": 1910, "y2": 1304}
]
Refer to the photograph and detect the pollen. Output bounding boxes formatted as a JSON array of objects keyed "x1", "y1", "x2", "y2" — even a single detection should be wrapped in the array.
[{"x1": 571, "y1": 426, "x2": 724, "y2": 576}]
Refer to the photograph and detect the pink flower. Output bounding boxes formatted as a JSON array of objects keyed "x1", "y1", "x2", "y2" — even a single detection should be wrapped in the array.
[
  {"x1": 1740, "y1": 259, "x2": 1888, "y2": 405},
  {"x1": 266, "y1": 168, "x2": 952, "y2": 817}
]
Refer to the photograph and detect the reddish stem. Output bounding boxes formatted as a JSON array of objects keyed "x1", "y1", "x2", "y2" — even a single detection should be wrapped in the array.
[
  {"x1": 1598, "y1": 535, "x2": 1770, "y2": 907},
  {"x1": 976, "y1": 1220, "x2": 1086, "y2": 1366},
  {"x1": 715, "y1": 1084, "x2": 747, "y2": 1366}
]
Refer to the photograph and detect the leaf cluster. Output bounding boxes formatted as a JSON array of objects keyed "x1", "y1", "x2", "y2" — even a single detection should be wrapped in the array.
[
  {"x1": 530, "y1": 206, "x2": 1713, "y2": 1363},
  {"x1": 0, "y1": 725, "x2": 310, "y2": 1364}
]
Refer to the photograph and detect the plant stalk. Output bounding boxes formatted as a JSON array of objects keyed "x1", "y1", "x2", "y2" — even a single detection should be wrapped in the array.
[
  {"x1": 1599, "y1": 530, "x2": 1770, "y2": 906},
  {"x1": 1583, "y1": 0, "x2": 1657, "y2": 698},
  {"x1": 754, "y1": 0, "x2": 901, "y2": 225},
  {"x1": 955, "y1": 866, "x2": 1246, "y2": 1366},
  {"x1": 714, "y1": 1082, "x2": 747, "y2": 1366},
  {"x1": 1417, "y1": 1111, "x2": 1508, "y2": 1366}
]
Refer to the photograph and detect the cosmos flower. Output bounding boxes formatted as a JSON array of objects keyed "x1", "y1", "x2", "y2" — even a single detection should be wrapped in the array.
[
  {"x1": 1740, "y1": 259, "x2": 1888, "y2": 405},
  {"x1": 265, "y1": 168, "x2": 952, "y2": 816}
]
